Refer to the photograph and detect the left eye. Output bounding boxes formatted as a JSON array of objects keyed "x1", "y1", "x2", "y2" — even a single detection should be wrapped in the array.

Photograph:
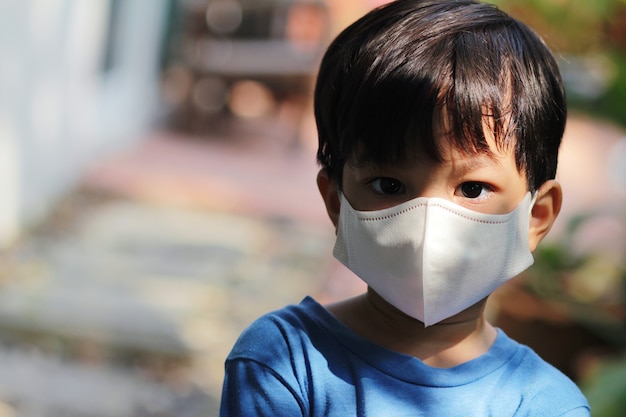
[{"x1": 459, "y1": 182, "x2": 489, "y2": 199}]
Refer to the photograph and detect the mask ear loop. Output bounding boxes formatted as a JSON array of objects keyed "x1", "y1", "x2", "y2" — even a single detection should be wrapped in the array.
[
  {"x1": 530, "y1": 191, "x2": 538, "y2": 205},
  {"x1": 337, "y1": 190, "x2": 346, "y2": 212},
  {"x1": 528, "y1": 191, "x2": 538, "y2": 215}
]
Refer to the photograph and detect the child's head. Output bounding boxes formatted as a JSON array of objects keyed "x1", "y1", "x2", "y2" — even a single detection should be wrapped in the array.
[
  {"x1": 314, "y1": 0, "x2": 566, "y2": 324},
  {"x1": 314, "y1": 0, "x2": 566, "y2": 194}
]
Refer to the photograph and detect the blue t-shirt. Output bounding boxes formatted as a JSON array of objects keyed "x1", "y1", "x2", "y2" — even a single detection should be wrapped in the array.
[{"x1": 220, "y1": 297, "x2": 590, "y2": 416}]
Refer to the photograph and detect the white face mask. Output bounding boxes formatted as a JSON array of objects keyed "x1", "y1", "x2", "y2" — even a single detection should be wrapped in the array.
[{"x1": 334, "y1": 192, "x2": 535, "y2": 326}]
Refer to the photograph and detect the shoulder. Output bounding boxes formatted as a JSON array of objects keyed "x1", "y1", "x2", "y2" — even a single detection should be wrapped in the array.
[
  {"x1": 226, "y1": 297, "x2": 333, "y2": 369},
  {"x1": 496, "y1": 331, "x2": 590, "y2": 416},
  {"x1": 221, "y1": 297, "x2": 348, "y2": 416}
]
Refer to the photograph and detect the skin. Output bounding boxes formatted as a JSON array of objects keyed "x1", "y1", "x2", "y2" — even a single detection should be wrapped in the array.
[{"x1": 316, "y1": 128, "x2": 562, "y2": 368}]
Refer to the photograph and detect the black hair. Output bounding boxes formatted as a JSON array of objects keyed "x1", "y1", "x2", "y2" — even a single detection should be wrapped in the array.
[{"x1": 314, "y1": 0, "x2": 566, "y2": 192}]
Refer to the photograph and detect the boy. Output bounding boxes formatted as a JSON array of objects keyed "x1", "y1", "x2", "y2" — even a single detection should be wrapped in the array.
[{"x1": 220, "y1": 1, "x2": 591, "y2": 415}]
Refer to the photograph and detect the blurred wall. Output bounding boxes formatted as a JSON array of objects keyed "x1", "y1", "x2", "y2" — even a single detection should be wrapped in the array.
[{"x1": 0, "y1": 0, "x2": 170, "y2": 247}]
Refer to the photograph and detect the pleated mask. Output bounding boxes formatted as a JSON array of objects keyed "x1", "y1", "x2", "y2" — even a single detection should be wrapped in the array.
[{"x1": 333, "y1": 192, "x2": 535, "y2": 326}]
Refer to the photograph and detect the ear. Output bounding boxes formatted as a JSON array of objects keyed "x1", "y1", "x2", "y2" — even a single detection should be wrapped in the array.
[
  {"x1": 316, "y1": 169, "x2": 341, "y2": 228},
  {"x1": 528, "y1": 180, "x2": 562, "y2": 252}
]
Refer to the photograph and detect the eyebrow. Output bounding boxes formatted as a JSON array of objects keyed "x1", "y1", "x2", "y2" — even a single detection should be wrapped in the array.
[{"x1": 447, "y1": 154, "x2": 503, "y2": 177}]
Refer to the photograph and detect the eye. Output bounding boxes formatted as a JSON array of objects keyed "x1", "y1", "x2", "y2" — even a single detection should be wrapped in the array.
[
  {"x1": 369, "y1": 177, "x2": 406, "y2": 195},
  {"x1": 458, "y1": 182, "x2": 490, "y2": 199}
]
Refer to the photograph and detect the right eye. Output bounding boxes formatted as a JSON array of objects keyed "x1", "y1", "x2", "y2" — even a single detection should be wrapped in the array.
[
  {"x1": 457, "y1": 181, "x2": 491, "y2": 200},
  {"x1": 369, "y1": 177, "x2": 406, "y2": 195}
]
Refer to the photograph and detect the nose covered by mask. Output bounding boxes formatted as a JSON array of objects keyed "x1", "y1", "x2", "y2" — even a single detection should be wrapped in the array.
[{"x1": 333, "y1": 192, "x2": 535, "y2": 326}]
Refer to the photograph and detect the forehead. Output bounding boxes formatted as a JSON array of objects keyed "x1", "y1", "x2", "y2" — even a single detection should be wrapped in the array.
[
  {"x1": 438, "y1": 133, "x2": 511, "y2": 174},
  {"x1": 351, "y1": 110, "x2": 518, "y2": 171},
  {"x1": 437, "y1": 111, "x2": 516, "y2": 161}
]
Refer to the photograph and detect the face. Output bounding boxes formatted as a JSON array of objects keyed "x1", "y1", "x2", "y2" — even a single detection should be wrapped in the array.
[
  {"x1": 341, "y1": 132, "x2": 529, "y2": 216},
  {"x1": 317, "y1": 120, "x2": 562, "y2": 326}
]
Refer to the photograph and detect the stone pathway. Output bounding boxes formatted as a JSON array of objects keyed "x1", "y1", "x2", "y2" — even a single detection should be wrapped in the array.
[
  {"x1": 0, "y1": 124, "x2": 352, "y2": 416},
  {"x1": 0, "y1": 184, "x2": 344, "y2": 416}
]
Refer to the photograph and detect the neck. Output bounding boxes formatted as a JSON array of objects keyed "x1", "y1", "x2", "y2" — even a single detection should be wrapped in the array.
[{"x1": 327, "y1": 288, "x2": 498, "y2": 368}]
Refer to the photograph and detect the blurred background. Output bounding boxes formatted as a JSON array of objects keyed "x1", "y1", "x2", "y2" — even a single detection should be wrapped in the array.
[{"x1": 0, "y1": 0, "x2": 624, "y2": 416}]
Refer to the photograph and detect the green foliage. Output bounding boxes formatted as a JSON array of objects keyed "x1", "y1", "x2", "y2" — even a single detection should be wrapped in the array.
[
  {"x1": 567, "y1": 52, "x2": 626, "y2": 128},
  {"x1": 491, "y1": 0, "x2": 617, "y2": 52},
  {"x1": 492, "y1": 0, "x2": 626, "y2": 128},
  {"x1": 527, "y1": 210, "x2": 626, "y2": 347},
  {"x1": 581, "y1": 356, "x2": 626, "y2": 417}
]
